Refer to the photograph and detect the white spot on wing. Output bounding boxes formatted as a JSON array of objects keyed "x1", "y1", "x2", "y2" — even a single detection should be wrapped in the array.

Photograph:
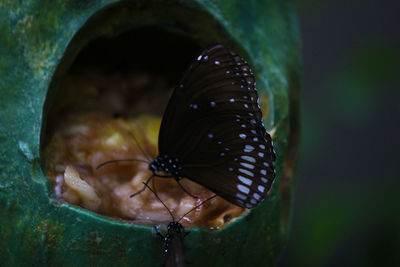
[
  {"x1": 245, "y1": 203, "x2": 253, "y2": 208},
  {"x1": 258, "y1": 185, "x2": 265, "y2": 193},
  {"x1": 238, "y1": 175, "x2": 253, "y2": 186},
  {"x1": 237, "y1": 184, "x2": 250, "y2": 194},
  {"x1": 239, "y1": 168, "x2": 254, "y2": 177},
  {"x1": 236, "y1": 193, "x2": 247, "y2": 200},
  {"x1": 260, "y1": 169, "x2": 267, "y2": 175},
  {"x1": 241, "y1": 155, "x2": 256, "y2": 163},
  {"x1": 240, "y1": 162, "x2": 255, "y2": 169},
  {"x1": 239, "y1": 133, "x2": 247, "y2": 139},
  {"x1": 244, "y1": 145, "x2": 254, "y2": 153}
]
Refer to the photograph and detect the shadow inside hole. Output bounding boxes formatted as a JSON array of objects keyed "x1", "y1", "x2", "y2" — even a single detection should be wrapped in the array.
[
  {"x1": 44, "y1": 26, "x2": 201, "y2": 141},
  {"x1": 70, "y1": 26, "x2": 201, "y2": 83}
]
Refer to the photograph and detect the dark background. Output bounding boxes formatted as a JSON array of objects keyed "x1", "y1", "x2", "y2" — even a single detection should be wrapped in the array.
[{"x1": 279, "y1": 0, "x2": 400, "y2": 266}]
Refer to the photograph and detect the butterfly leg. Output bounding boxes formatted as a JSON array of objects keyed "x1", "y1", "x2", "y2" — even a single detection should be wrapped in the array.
[
  {"x1": 130, "y1": 174, "x2": 155, "y2": 198},
  {"x1": 176, "y1": 179, "x2": 198, "y2": 199},
  {"x1": 154, "y1": 225, "x2": 165, "y2": 239}
]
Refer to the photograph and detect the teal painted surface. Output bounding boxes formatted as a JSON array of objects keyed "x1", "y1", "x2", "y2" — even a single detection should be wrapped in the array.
[{"x1": 0, "y1": 0, "x2": 300, "y2": 265}]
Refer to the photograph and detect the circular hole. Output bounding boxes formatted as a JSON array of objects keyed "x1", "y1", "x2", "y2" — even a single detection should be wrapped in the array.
[{"x1": 42, "y1": 26, "x2": 246, "y2": 228}]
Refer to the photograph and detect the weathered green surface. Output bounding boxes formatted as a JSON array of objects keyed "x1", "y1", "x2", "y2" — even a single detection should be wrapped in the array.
[{"x1": 0, "y1": 0, "x2": 301, "y2": 266}]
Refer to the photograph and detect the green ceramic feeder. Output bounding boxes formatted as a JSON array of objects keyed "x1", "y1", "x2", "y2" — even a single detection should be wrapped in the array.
[{"x1": 0, "y1": 0, "x2": 300, "y2": 266}]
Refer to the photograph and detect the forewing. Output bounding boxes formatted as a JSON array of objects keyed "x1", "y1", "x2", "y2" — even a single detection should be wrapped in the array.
[{"x1": 158, "y1": 44, "x2": 276, "y2": 208}]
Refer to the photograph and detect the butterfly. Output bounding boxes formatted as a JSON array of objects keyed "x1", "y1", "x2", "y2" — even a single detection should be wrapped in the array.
[
  {"x1": 98, "y1": 44, "x2": 276, "y2": 209},
  {"x1": 144, "y1": 183, "x2": 216, "y2": 267}
]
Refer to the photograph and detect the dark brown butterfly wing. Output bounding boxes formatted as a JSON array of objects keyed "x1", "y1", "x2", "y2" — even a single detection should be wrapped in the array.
[{"x1": 158, "y1": 45, "x2": 275, "y2": 208}]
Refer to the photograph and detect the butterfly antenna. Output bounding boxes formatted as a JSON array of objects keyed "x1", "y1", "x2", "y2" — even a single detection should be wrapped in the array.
[
  {"x1": 130, "y1": 174, "x2": 155, "y2": 198},
  {"x1": 152, "y1": 177, "x2": 158, "y2": 197},
  {"x1": 142, "y1": 182, "x2": 175, "y2": 222},
  {"x1": 178, "y1": 195, "x2": 217, "y2": 223},
  {"x1": 176, "y1": 180, "x2": 198, "y2": 199},
  {"x1": 96, "y1": 158, "x2": 149, "y2": 169},
  {"x1": 127, "y1": 130, "x2": 152, "y2": 162}
]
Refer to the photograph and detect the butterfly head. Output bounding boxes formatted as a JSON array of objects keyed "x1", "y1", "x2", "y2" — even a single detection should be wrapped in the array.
[
  {"x1": 167, "y1": 221, "x2": 184, "y2": 234},
  {"x1": 149, "y1": 155, "x2": 183, "y2": 178}
]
